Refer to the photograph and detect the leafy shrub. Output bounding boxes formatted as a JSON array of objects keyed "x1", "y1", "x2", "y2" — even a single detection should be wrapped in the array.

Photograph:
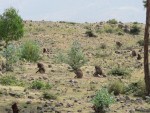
[
  {"x1": 0, "y1": 75, "x2": 24, "y2": 86},
  {"x1": 107, "y1": 19, "x2": 118, "y2": 24},
  {"x1": 125, "y1": 80, "x2": 146, "y2": 97},
  {"x1": 85, "y1": 30, "x2": 96, "y2": 37},
  {"x1": 130, "y1": 24, "x2": 141, "y2": 35},
  {"x1": 92, "y1": 88, "x2": 115, "y2": 113},
  {"x1": 137, "y1": 39, "x2": 150, "y2": 46},
  {"x1": 104, "y1": 25, "x2": 114, "y2": 33},
  {"x1": 67, "y1": 41, "x2": 87, "y2": 70},
  {"x1": 108, "y1": 80, "x2": 125, "y2": 95},
  {"x1": 2, "y1": 44, "x2": 20, "y2": 71},
  {"x1": 117, "y1": 30, "x2": 124, "y2": 35},
  {"x1": 108, "y1": 67, "x2": 130, "y2": 77},
  {"x1": 54, "y1": 52, "x2": 67, "y2": 64},
  {"x1": 30, "y1": 80, "x2": 52, "y2": 90},
  {"x1": 43, "y1": 92, "x2": 57, "y2": 100},
  {"x1": 20, "y1": 40, "x2": 40, "y2": 62}
]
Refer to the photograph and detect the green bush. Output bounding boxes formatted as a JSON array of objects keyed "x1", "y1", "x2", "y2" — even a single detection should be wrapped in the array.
[
  {"x1": 85, "y1": 30, "x2": 96, "y2": 37},
  {"x1": 67, "y1": 41, "x2": 87, "y2": 70},
  {"x1": 125, "y1": 80, "x2": 146, "y2": 97},
  {"x1": 108, "y1": 67, "x2": 130, "y2": 77},
  {"x1": 92, "y1": 88, "x2": 115, "y2": 113},
  {"x1": 130, "y1": 24, "x2": 141, "y2": 35},
  {"x1": 20, "y1": 40, "x2": 40, "y2": 62},
  {"x1": 43, "y1": 92, "x2": 57, "y2": 100},
  {"x1": 108, "y1": 80, "x2": 125, "y2": 95},
  {"x1": 104, "y1": 25, "x2": 114, "y2": 33},
  {"x1": 2, "y1": 44, "x2": 20, "y2": 71},
  {"x1": 30, "y1": 80, "x2": 52, "y2": 90},
  {"x1": 0, "y1": 75, "x2": 24, "y2": 86},
  {"x1": 137, "y1": 39, "x2": 150, "y2": 46},
  {"x1": 54, "y1": 52, "x2": 67, "y2": 64},
  {"x1": 107, "y1": 19, "x2": 118, "y2": 24}
]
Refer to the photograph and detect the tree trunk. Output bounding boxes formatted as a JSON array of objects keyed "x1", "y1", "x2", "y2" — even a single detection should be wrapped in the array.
[{"x1": 144, "y1": 0, "x2": 150, "y2": 95}]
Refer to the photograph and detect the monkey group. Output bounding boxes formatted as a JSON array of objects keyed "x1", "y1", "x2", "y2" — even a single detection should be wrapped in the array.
[{"x1": 73, "y1": 66, "x2": 106, "y2": 78}]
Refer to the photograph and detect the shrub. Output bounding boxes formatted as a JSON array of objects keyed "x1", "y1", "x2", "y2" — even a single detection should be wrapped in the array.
[
  {"x1": 2, "y1": 44, "x2": 20, "y2": 71},
  {"x1": 20, "y1": 40, "x2": 40, "y2": 62},
  {"x1": 108, "y1": 80, "x2": 125, "y2": 95},
  {"x1": 108, "y1": 67, "x2": 130, "y2": 77},
  {"x1": 130, "y1": 24, "x2": 141, "y2": 35},
  {"x1": 0, "y1": 75, "x2": 24, "y2": 86},
  {"x1": 43, "y1": 92, "x2": 57, "y2": 100},
  {"x1": 104, "y1": 25, "x2": 115, "y2": 33},
  {"x1": 54, "y1": 52, "x2": 67, "y2": 64},
  {"x1": 92, "y1": 88, "x2": 115, "y2": 113},
  {"x1": 107, "y1": 19, "x2": 118, "y2": 24},
  {"x1": 67, "y1": 41, "x2": 87, "y2": 70},
  {"x1": 125, "y1": 80, "x2": 146, "y2": 97},
  {"x1": 85, "y1": 30, "x2": 96, "y2": 37},
  {"x1": 30, "y1": 80, "x2": 52, "y2": 90},
  {"x1": 137, "y1": 39, "x2": 150, "y2": 46}
]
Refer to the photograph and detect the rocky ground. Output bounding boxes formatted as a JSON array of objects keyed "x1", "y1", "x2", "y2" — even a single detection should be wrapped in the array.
[{"x1": 0, "y1": 20, "x2": 149, "y2": 113}]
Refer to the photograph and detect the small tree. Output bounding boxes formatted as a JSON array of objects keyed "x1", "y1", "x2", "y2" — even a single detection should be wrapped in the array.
[
  {"x1": 67, "y1": 41, "x2": 87, "y2": 70},
  {"x1": 0, "y1": 7, "x2": 24, "y2": 71}
]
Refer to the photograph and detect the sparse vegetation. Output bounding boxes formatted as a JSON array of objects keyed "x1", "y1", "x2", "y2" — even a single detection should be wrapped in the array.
[
  {"x1": 130, "y1": 23, "x2": 141, "y2": 35},
  {"x1": 92, "y1": 88, "x2": 115, "y2": 113},
  {"x1": 20, "y1": 40, "x2": 40, "y2": 62},
  {"x1": 85, "y1": 30, "x2": 96, "y2": 37},
  {"x1": 107, "y1": 19, "x2": 118, "y2": 24},
  {"x1": 30, "y1": 80, "x2": 52, "y2": 90},
  {"x1": 108, "y1": 67, "x2": 130, "y2": 77},
  {"x1": 43, "y1": 92, "x2": 57, "y2": 100},
  {"x1": 125, "y1": 80, "x2": 146, "y2": 97},
  {"x1": 0, "y1": 75, "x2": 24, "y2": 86},
  {"x1": 108, "y1": 80, "x2": 125, "y2": 95}
]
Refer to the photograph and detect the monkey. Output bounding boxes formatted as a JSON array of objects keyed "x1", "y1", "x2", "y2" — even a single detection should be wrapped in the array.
[
  {"x1": 93, "y1": 66, "x2": 106, "y2": 77},
  {"x1": 36, "y1": 63, "x2": 45, "y2": 74},
  {"x1": 116, "y1": 41, "x2": 122, "y2": 48},
  {"x1": 43, "y1": 48, "x2": 47, "y2": 53},
  {"x1": 137, "y1": 54, "x2": 142, "y2": 60},
  {"x1": 74, "y1": 69, "x2": 83, "y2": 78},
  {"x1": 12, "y1": 103, "x2": 19, "y2": 113},
  {"x1": 131, "y1": 50, "x2": 136, "y2": 57}
]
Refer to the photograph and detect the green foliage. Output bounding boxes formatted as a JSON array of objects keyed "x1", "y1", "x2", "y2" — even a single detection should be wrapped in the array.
[
  {"x1": 43, "y1": 92, "x2": 57, "y2": 100},
  {"x1": 108, "y1": 80, "x2": 125, "y2": 95},
  {"x1": 85, "y1": 30, "x2": 96, "y2": 37},
  {"x1": 92, "y1": 88, "x2": 115, "y2": 113},
  {"x1": 137, "y1": 39, "x2": 150, "y2": 46},
  {"x1": 0, "y1": 7, "x2": 24, "y2": 44},
  {"x1": 2, "y1": 44, "x2": 20, "y2": 71},
  {"x1": 104, "y1": 25, "x2": 115, "y2": 33},
  {"x1": 130, "y1": 24, "x2": 141, "y2": 35},
  {"x1": 107, "y1": 19, "x2": 118, "y2": 24},
  {"x1": 20, "y1": 40, "x2": 40, "y2": 62},
  {"x1": 67, "y1": 41, "x2": 87, "y2": 70},
  {"x1": 0, "y1": 75, "x2": 24, "y2": 86},
  {"x1": 108, "y1": 67, "x2": 130, "y2": 77},
  {"x1": 54, "y1": 52, "x2": 67, "y2": 64},
  {"x1": 125, "y1": 80, "x2": 146, "y2": 97},
  {"x1": 143, "y1": 0, "x2": 147, "y2": 8},
  {"x1": 30, "y1": 80, "x2": 52, "y2": 90}
]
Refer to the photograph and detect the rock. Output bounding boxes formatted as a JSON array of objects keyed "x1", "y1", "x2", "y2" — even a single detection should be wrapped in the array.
[
  {"x1": 26, "y1": 101, "x2": 32, "y2": 104},
  {"x1": 37, "y1": 106, "x2": 42, "y2": 110},
  {"x1": 28, "y1": 96, "x2": 34, "y2": 99}
]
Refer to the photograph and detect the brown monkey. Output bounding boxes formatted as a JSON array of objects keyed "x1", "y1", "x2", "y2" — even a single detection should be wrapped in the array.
[
  {"x1": 116, "y1": 41, "x2": 122, "y2": 48},
  {"x1": 137, "y1": 54, "x2": 142, "y2": 60},
  {"x1": 74, "y1": 69, "x2": 83, "y2": 78},
  {"x1": 12, "y1": 103, "x2": 19, "y2": 113},
  {"x1": 93, "y1": 66, "x2": 106, "y2": 77},
  {"x1": 131, "y1": 50, "x2": 136, "y2": 57},
  {"x1": 43, "y1": 48, "x2": 47, "y2": 53},
  {"x1": 36, "y1": 63, "x2": 45, "y2": 74}
]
